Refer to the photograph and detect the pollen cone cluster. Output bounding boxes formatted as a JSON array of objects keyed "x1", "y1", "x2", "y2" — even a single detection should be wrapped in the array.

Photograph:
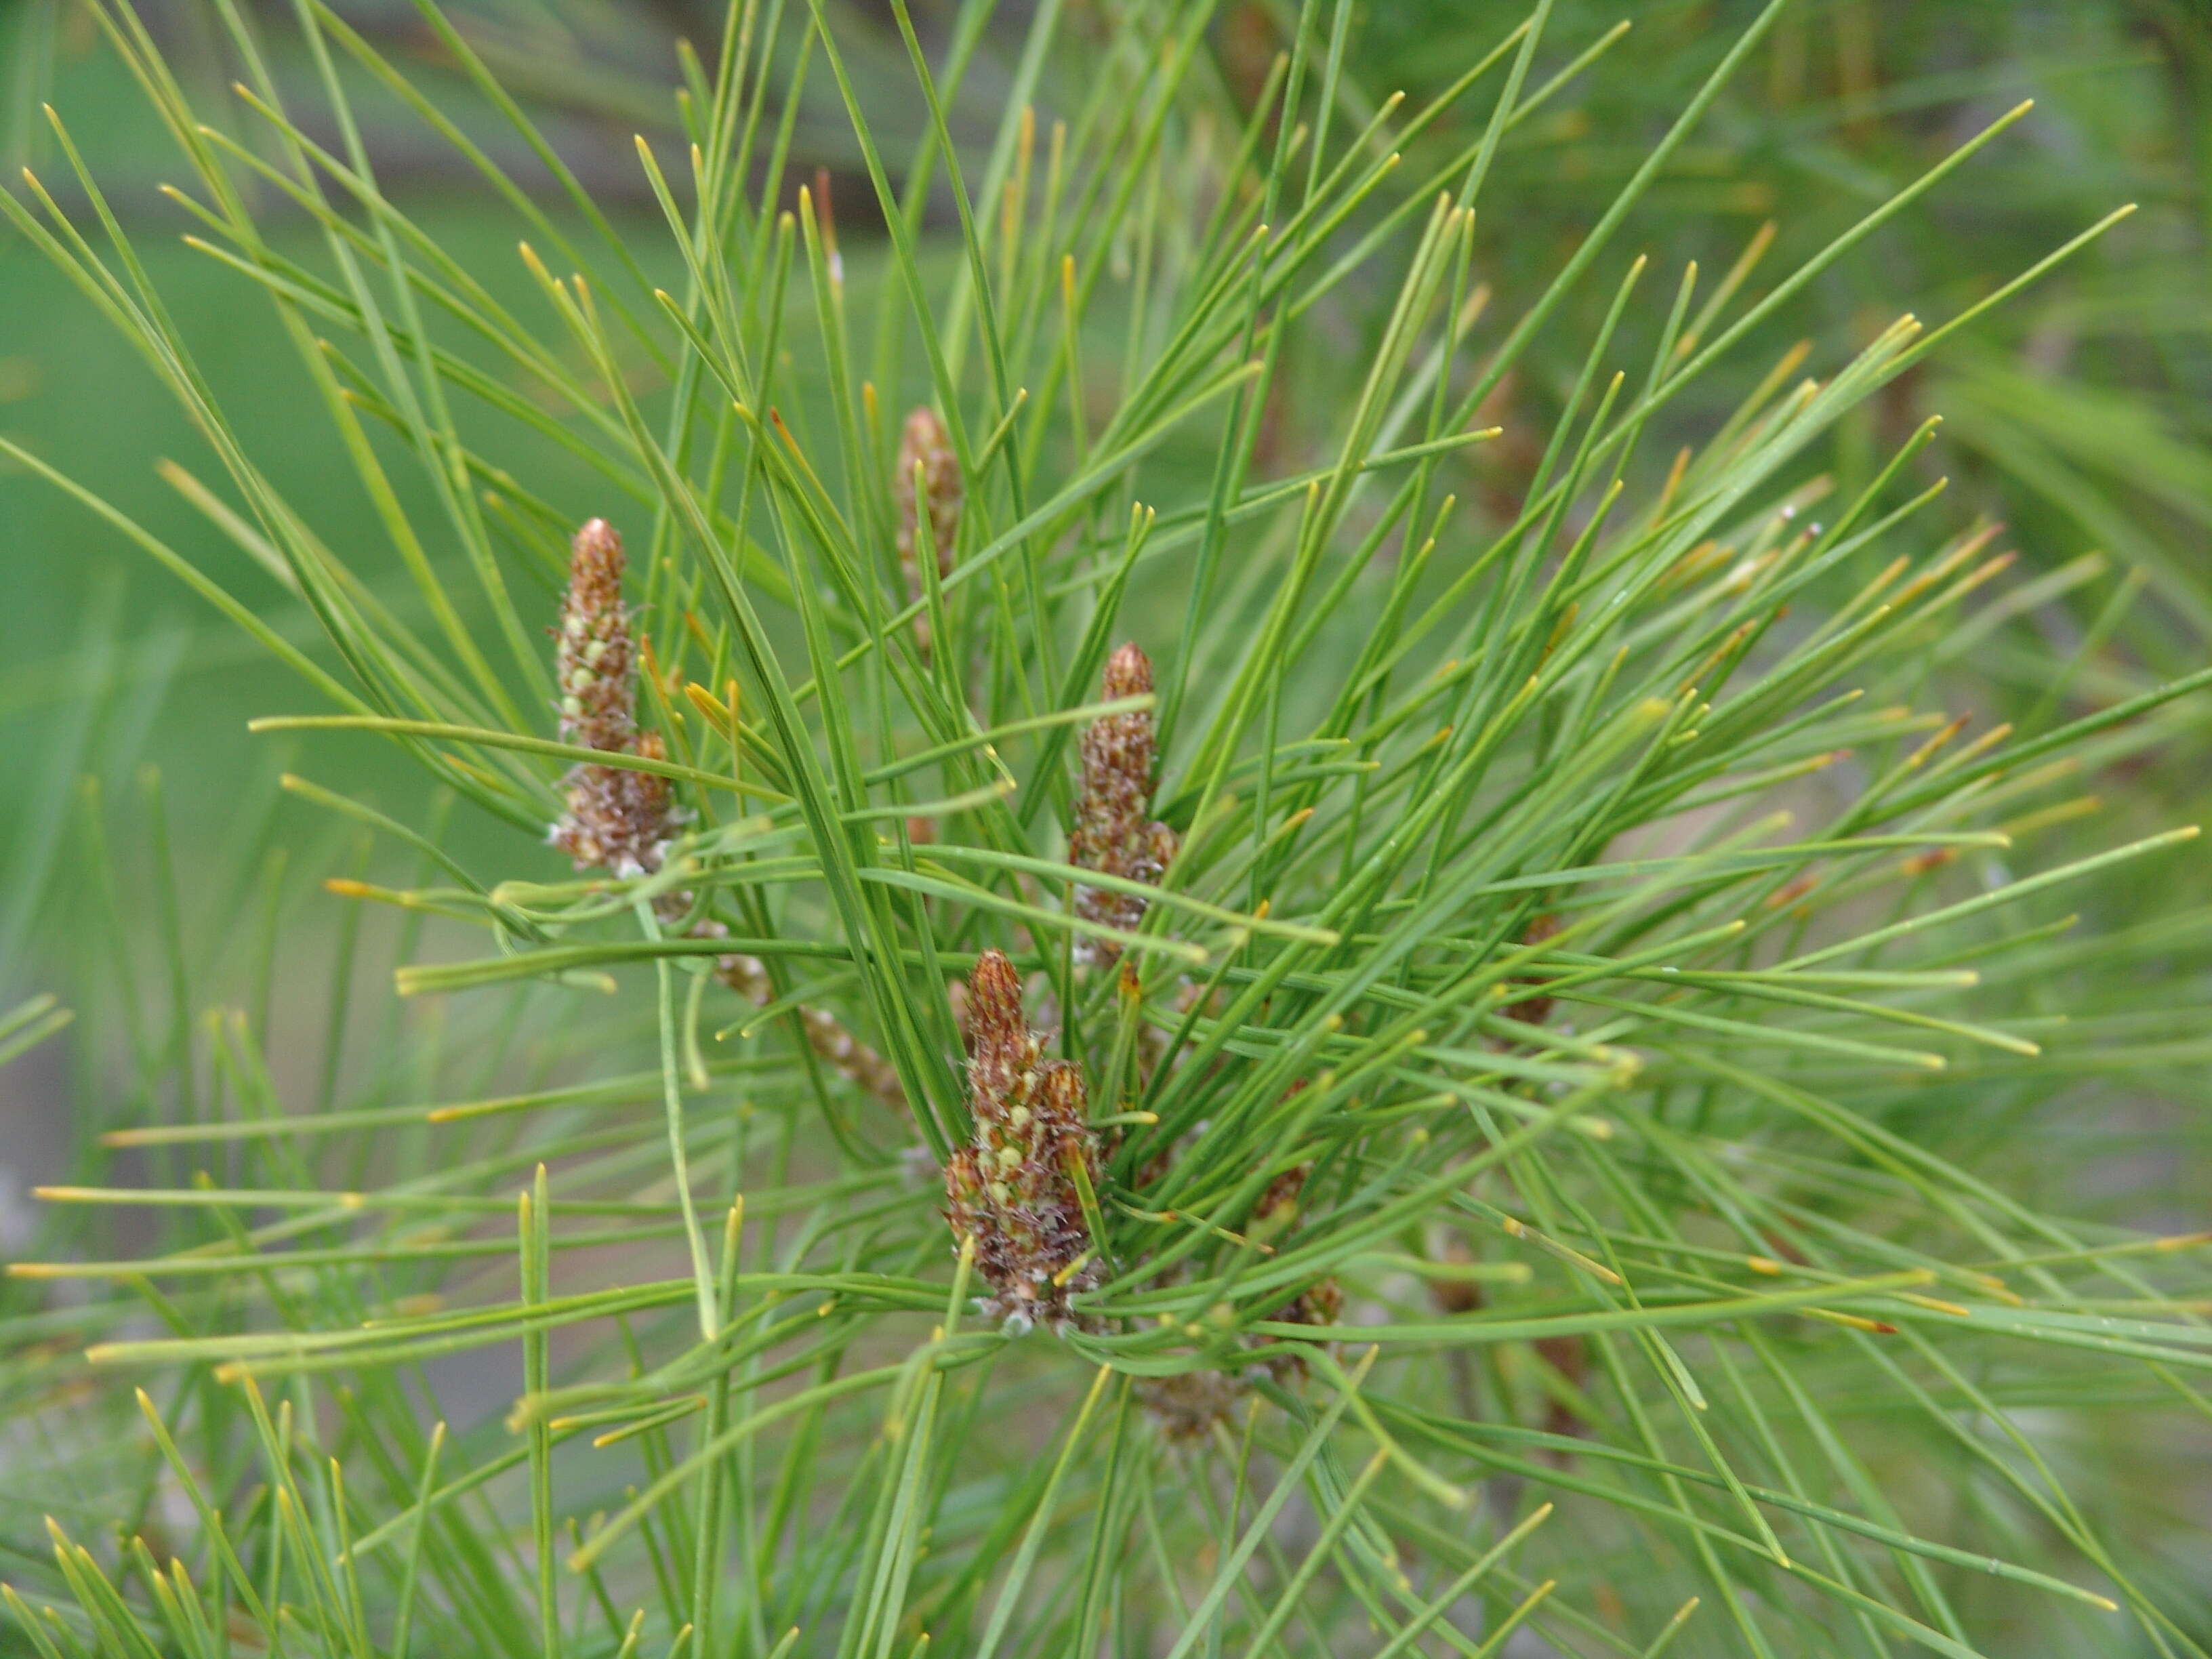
[
  {"x1": 1237, "y1": 1155, "x2": 1341, "y2": 1376},
  {"x1": 550, "y1": 518, "x2": 680, "y2": 878},
  {"x1": 1500, "y1": 912, "x2": 1563, "y2": 1027},
  {"x1": 1069, "y1": 642, "x2": 1179, "y2": 962},
  {"x1": 895, "y1": 407, "x2": 960, "y2": 649},
  {"x1": 941, "y1": 950, "x2": 1103, "y2": 1330}
]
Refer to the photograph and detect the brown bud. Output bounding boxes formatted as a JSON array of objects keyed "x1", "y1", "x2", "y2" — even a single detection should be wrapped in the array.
[
  {"x1": 1265, "y1": 1151, "x2": 1335, "y2": 1369},
  {"x1": 556, "y1": 518, "x2": 638, "y2": 754},
  {"x1": 1256, "y1": 1161, "x2": 1310, "y2": 1229},
  {"x1": 895, "y1": 406, "x2": 962, "y2": 590},
  {"x1": 1500, "y1": 912, "x2": 1562, "y2": 1027},
  {"x1": 1135, "y1": 1370, "x2": 1246, "y2": 1442},
  {"x1": 1535, "y1": 1333, "x2": 1591, "y2": 1460},
  {"x1": 1288, "y1": 1276, "x2": 1342, "y2": 1328},
  {"x1": 964, "y1": 949, "x2": 1036, "y2": 1117},
  {"x1": 1429, "y1": 1235, "x2": 1486, "y2": 1317},
  {"x1": 1070, "y1": 642, "x2": 1178, "y2": 962},
  {"x1": 550, "y1": 520, "x2": 684, "y2": 876},
  {"x1": 1101, "y1": 639, "x2": 1153, "y2": 702},
  {"x1": 943, "y1": 950, "x2": 1103, "y2": 1330}
]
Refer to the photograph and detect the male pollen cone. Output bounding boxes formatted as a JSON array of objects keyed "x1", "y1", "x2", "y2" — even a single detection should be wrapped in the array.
[
  {"x1": 1071, "y1": 642, "x2": 1179, "y2": 961},
  {"x1": 550, "y1": 518, "x2": 678, "y2": 877},
  {"x1": 941, "y1": 949, "x2": 1103, "y2": 1330}
]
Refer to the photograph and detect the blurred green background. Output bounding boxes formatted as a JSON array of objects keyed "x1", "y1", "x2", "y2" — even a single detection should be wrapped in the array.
[{"x1": 3, "y1": 0, "x2": 2209, "y2": 1246}]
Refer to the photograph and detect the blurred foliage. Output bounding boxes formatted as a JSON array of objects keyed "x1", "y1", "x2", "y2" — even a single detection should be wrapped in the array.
[{"x1": 1307, "y1": 0, "x2": 2212, "y2": 691}]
